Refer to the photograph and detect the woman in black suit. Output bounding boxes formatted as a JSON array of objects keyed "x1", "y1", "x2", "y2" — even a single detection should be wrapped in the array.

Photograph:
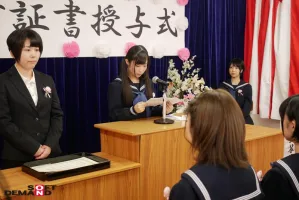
[{"x1": 0, "y1": 29, "x2": 63, "y2": 169}]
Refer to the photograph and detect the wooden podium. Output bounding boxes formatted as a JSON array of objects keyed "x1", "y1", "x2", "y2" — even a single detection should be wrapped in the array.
[{"x1": 94, "y1": 118, "x2": 284, "y2": 200}]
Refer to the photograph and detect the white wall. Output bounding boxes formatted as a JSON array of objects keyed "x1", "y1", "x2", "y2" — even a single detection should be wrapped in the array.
[{"x1": 251, "y1": 114, "x2": 280, "y2": 129}]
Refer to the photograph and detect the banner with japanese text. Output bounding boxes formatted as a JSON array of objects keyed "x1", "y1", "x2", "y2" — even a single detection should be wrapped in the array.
[{"x1": 0, "y1": 0, "x2": 186, "y2": 58}]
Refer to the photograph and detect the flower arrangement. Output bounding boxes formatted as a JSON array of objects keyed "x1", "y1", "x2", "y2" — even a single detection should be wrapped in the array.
[{"x1": 167, "y1": 56, "x2": 210, "y2": 112}]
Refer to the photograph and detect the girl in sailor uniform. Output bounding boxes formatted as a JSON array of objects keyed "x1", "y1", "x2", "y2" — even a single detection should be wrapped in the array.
[
  {"x1": 219, "y1": 58, "x2": 254, "y2": 124},
  {"x1": 169, "y1": 89, "x2": 264, "y2": 200},
  {"x1": 108, "y1": 45, "x2": 173, "y2": 121},
  {"x1": 261, "y1": 95, "x2": 299, "y2": 200}
]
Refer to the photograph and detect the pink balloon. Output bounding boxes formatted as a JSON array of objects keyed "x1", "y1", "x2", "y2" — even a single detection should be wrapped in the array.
[
  {"x1": 63, "y1": 41, "x2": 80, "y2": 58},
  {"x1": 177, "y1": 0, "x2": 189, "y2": 6},
  {"x1": 124, "y1": 42, "x2": 136, "y2": 55},
  {"x1": 178, "y1": 48, "x2": 190, "y2": 61}
]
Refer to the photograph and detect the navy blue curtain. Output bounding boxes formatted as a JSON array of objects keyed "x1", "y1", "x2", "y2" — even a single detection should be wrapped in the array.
[{"x1": 0, "y1": 0, "x2": 246, "y2": 155}]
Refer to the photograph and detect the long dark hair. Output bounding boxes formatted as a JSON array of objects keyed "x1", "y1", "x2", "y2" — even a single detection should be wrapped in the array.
[{"x1": 120, "y1": 45, "x2": 153, "y2": 106}]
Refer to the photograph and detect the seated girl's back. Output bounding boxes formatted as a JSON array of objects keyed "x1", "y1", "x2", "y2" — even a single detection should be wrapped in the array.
[
  {"x1": 261, "y1": 95, "x2": 299, "y2": 200},
  {"x1": 169, "y1": 89, "x2": 263, "y2": 200}
]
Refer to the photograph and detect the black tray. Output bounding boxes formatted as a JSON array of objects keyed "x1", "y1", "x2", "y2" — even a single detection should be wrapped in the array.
[{"x1": 22, "y1": 152, "x2": 110, "y2": 181}]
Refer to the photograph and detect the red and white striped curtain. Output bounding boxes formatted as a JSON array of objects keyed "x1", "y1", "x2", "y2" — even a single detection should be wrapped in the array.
[{"x1": 244, "y1": 0, "x2": 299, "y2": 120}]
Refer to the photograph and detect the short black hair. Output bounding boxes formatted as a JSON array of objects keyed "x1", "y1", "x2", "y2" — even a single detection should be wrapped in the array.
[
  {"x1": 229, "y1": 58, "x2": 245, "y2": 72},
  {"x1": 6, "y1": 28, "x2": 43, "y2": 61},
  {"x1": 279, "y1": 95, "x2": 299, "y2": 140}
]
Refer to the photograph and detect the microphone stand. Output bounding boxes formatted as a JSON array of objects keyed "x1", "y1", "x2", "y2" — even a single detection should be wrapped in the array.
[{"x1": 154, "y1": 85, "x2": 174, "y2": 124}]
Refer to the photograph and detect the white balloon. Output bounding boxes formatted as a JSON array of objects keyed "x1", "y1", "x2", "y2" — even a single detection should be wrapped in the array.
[
  {"x1": 152, "y1": 46, "x2": 165, "y2": 59},
  {"x1": 94, "y1": 43, "x2": 111, "y2": 58},
  {"x1": 176, "y1": 17, "x2": 189, "y2": 31},
  {"x1": 151, "y1": 0, "x2": 163, "y2": 4}
]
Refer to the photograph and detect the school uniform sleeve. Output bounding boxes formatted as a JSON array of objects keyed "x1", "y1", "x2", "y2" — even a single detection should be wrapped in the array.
[
  {"x1": 108, "y1": 81, "x2": 141, "y2": 121},
  {"x1": 0, "y1": 74, "x2": 40, "y2": 156},
  {"x1": 218, "y1": 82, "x2": 226, "y2": 89},
  {"x1": 169, "y1": 179, "x2": 199, "y2": 200},
  {"x1": 261, "y1": 167, "x2": 296, "y2": 200},
  {"x1": 43, "y1": 76, "x2": 63, "y2": 150},
  {"x1": 242, "y1": 84, "x2": 253, "y2": 117}
]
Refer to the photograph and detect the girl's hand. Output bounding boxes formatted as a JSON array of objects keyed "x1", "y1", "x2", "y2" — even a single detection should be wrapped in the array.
[
  {"x1": 166, "y1": 101, "x2": 174, "y2": 114},
  {"x1": 134, "y1": 102, "x2": 146, "y2": 113}
]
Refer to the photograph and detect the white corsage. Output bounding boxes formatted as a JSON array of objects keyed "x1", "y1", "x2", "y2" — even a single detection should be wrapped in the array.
[
  {"x1": 238, "y1": 89, "x2": 243, "y2": 96},
  {"x1": 256, "y1": 170, "x2": 263, "y2": 181},
  {"x1": 43, "y1": 86, "x2": 51, "y2": 98},
  {"x1": 163, "y1": 186, "x2": 171, "y2": 200}
]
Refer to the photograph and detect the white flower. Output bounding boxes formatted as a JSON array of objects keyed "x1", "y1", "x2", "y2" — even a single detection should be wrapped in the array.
[
  {"x1": 204, "y1": 86, "x2": 211, "y2": 91},
  {"x1": 181, "y1": 85, "x2": 188, "y2": 92},
  {"x1": 200, "y1": 84, "x2": 205, "y2": 91},
  {"x1": 174, "y1": 89, "x2": 181, "y2": 96},
  {"x1": 195, "y1": 78, "x2": 205, "y2": 88},
  {"x1": 167, "y1": 55, "x2": 208, "y2": 99},
  {"x1": 192, "y1": 74, "x2": 199, "y2": 83},
  {"x1": 199, "y1": 77, "x2": 205, "y2": 84},
  {"x1": 194, "y1": 89, "x2": 201, "y2": 95}
]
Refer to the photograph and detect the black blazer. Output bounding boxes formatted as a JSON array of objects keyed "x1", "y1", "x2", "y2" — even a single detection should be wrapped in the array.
[{"x1": 0, "y1": 67, "x2": 63, "y2": 162}]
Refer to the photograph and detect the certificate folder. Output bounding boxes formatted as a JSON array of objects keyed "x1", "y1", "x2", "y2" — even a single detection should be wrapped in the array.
[{"x1": 22, "y1": 152, "x2": 110, "y2": 181}]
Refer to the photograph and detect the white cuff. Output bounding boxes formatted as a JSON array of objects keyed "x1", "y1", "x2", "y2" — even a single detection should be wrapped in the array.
[{"x1": 130, "y1": 106, "x2": 137, "y2": 115}]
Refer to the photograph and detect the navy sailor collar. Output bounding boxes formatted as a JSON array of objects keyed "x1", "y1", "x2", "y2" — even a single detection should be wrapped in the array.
[
  {"x1": 222, "y1": 79, "x2": 249, "y2": 90},
  {"x1": 115, "y1": 77, "x2": 146, "y2": 92}
]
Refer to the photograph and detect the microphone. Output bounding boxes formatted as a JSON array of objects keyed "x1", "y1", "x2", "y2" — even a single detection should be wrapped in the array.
[
  {"x1": 152, "y1": 76, "x2": 169, "y2": 86},
  {"x1": 152, "y1": 76, "x2": 174, "y2": 125}
]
